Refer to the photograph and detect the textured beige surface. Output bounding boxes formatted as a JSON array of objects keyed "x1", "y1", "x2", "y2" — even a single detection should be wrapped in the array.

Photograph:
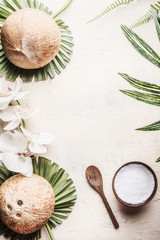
[
  {"x1": 1, "y1": 0, "x2": 160, "y2": 239},
  {"x1": 0, "y1": 174, "x2": 55, "y2": 234},
  {"x1": 1, "y1": 8, "x2": 61, "y2": 69}
]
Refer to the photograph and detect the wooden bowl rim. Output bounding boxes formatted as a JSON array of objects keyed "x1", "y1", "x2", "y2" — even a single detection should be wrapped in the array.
[{"x1": 112, "y1": 161, "x2": 158, "y2": 208}]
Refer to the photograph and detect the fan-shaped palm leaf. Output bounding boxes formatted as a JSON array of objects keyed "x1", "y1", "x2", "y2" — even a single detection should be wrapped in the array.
[
  {"x1": 0, "y1": 157, "x2": 77, "y2": 240},
  {"x1": 0, "y1": 0, "x2": 73, "y2": 82}
]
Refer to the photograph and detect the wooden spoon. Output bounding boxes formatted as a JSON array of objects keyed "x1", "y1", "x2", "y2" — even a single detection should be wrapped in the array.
[{"x1": 86, "y1": 165, "x2": 119, "y2": 229}]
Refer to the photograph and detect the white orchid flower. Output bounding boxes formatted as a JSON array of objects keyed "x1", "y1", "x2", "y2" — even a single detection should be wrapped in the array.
[
  {"x1": 0, "y1": 131, "x2": 33, "y2": 177},
  {"x1": 20, "y1": 126, "x2": 54, "y2": 154},
  {"x1": 0, "y1": 79, "x2": 29, "y2": 110},
  {"x1": 0, "y1": 105, "x2": 38, "y2": 130}
]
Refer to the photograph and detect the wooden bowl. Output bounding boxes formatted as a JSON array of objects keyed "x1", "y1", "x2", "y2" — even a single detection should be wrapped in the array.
[{"x1": 112, "y1": 162, "x2": 158, "y2": 208}]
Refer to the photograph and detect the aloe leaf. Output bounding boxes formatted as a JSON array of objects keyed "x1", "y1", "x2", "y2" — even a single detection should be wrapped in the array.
[
  {"x1": 120, "y1": 90, "x2": 160, "y2": 106},
  {"x1": 151, "y1": 6, "x2": 160, "y2": 41},
  {"x1": 121, "y1": 25, "x2": 160, "y2": 68},
  {"x1": 136, "y1": 120, "x2": 160, "y2": 131},
  {"x1": 119, "y1": 73, "x2": 160, "y2": 94}
]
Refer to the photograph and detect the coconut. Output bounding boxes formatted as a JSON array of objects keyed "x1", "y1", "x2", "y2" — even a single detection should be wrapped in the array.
[
  {"x1": 1, "y1": 8, "x2": 61, "y2": 69},
  {"x1": 0, "y1": 174, "x2": 55, "y2": 234}
]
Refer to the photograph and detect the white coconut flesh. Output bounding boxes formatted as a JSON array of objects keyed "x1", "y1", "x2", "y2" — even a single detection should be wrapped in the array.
[
  {"x1": 0, "y1": 174, "x2": 55, "y2": 234},
  {"x1": 1, "y1": 8, "x2": 61, "y2": 69}
]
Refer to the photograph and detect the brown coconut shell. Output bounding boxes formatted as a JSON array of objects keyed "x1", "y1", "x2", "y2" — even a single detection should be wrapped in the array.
[
  {"x1": 1, "y1": 8, "x2": 61, "y2": 69},
  {"x1": 0, "y1": 174, "x2": 55, "y2": 234}
]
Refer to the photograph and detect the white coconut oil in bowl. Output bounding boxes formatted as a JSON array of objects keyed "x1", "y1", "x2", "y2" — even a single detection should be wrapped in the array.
[{"x1": 112, "y1": 162, "x2": 158, "y2": 207}]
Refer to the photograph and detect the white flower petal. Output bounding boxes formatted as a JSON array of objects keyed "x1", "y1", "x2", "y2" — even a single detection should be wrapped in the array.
[
  {"x1": 14, "y1": 91, "x2": 29, "y2": 100},
  {"x1": 22, "y1": 108, "x2": 39, "y2": 120},
  {"x1": 20, "y1": 126, "x2": 34, "y2": 141},
  {"x1": 10, "y1": 78, "x2": 22, "y2": 92},
  {"x1": 0, "y1": 152, "x2": 33, "y2": 177},
  {"x1": 36, "y1": 133, "x2": 55, "y2": 144},
  {"x1": 29, "y1": 141, "x2": 47, "y2": 154},
  {"x1": 4, "y1": 118, "x2": 21, "y2": 130},
  {"x1": 0, "y1": 96, "x2": 13, "y2": 110},
  {"x1": 0, "y1": 79, "x2": 4, "y2": 92},
  {"x1": 0, "y1": 131, "x2": 27, "y2": 152},
  {"x1": 0, "y1": 106, "x2": 16, "y2": 121}
]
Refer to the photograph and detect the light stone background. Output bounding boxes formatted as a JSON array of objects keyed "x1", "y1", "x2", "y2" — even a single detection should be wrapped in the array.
[{"x1": 1, "y1": 0, "x2": 160, "y2": 239}]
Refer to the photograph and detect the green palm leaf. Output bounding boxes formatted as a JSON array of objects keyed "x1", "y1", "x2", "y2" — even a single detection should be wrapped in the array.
[
  {"x1": 120, "y1": 90, "x2": 160, "y2": 107},
  {"x1": 137, "y1": 120, "x2": 160, "y2": 131},
  {"x1": 121, "y1": 25, "x2": 160, "y2": 68},
  {"x1": 120, "y1": 8, "x2": 160, "y2": 132},
  {"x1": 151, "y1": 6, "x2": 160, "y2": 41},
  {"x1": 0, "y1": 157, "x2": 77, "y2": 240},
  {"x1": 119, "y1": 73, "x2": 160, "y2": 94},
  {"x1": 0, "y1": 0, "x2": 73, "y2": 82}
]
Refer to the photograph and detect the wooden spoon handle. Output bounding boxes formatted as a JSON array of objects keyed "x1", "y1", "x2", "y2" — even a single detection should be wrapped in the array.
[{"x1": 101, "y1": 193, "x2": 119, "y2": 229}]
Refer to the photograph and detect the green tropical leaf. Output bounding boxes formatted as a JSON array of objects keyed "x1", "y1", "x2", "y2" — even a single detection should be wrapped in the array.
[
  {"x1": 119, "y1": 73, "x2": 160, "y2": 94},
  {"x1": 0, "y1": 0, "x2": 73, "y2": 82},
  {"x1": 136, "y1": 120, "x2": 160, "y2": 131},
  {"x1": 52, "y1": 0, "x2": 72, "y2": 19},
  {"x1": 0, "y1": 157, "x2": 77, "y2": 240},
  {"x1": 121, "y1": 25, "x2": 160, "y2": 68},
  {"x1": 120, "y1": 89, "x2": 160, "y2": 106},
  {"x1": 131, "y1": 2, "x2": 160, "y2": 29},
  {"x1": 87, "y1": 1, "x2": 160, "y2": 29},
  {"x1": 87, "y1": 0, "x2": 134, "y2": 24},
  {"x1": 151, "y1": 6, "x2": 160, "y2": 41},
  {"x1": 156, "y1": 156, "x2": 160, "y2": 162}
]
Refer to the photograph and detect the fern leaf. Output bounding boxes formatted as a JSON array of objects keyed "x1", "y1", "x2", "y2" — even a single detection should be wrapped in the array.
[
  {"x1": 87, "y1": 0, "x2": 135, "y2": 24},
  {"x1": 131, "y1": 2, "x2": 160, "y2": 28}
]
